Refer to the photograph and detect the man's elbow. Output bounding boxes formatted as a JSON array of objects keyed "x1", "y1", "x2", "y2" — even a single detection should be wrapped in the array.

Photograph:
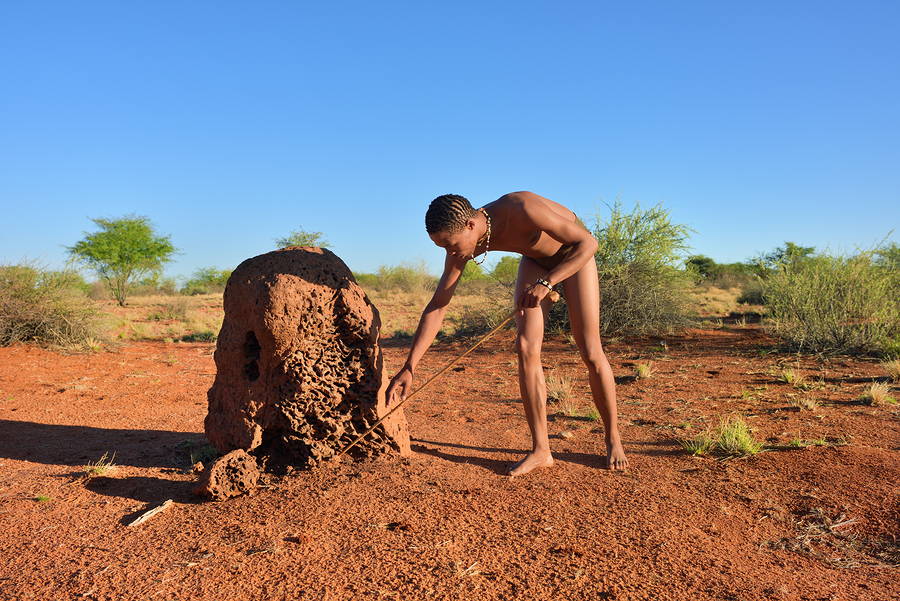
[
  {"x1": 426, "y1": 295, "x2": 451, "y2": 313},
  {"x1": 581, "y1": 236, "x2": 598, "y2": 254}
]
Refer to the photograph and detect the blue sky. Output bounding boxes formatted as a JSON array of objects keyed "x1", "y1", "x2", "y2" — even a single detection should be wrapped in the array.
[{"x1": 1, "y1": 1, "x2": 898, "y2": 281}]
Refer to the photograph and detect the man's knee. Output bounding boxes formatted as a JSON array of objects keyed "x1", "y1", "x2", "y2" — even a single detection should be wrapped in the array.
[
  {"x1": 515, "y1": 334, "x2": 541, "y2": 362},
  {"x1": 577, "y1": 342, "x2": 607, "y2": 370}
]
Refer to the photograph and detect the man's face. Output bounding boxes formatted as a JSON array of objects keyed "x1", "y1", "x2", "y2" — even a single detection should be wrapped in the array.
[{"x1": 429, "y1": 219, "x2": 478, "y2": 260}]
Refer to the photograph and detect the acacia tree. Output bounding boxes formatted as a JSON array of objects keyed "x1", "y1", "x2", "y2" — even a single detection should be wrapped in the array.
[
  {"x1": 275, "y1": 227, "x2": 330, "y2": 249},
  {"x1": 68, "y1": 216, "x2": 176, "y2": 306}
]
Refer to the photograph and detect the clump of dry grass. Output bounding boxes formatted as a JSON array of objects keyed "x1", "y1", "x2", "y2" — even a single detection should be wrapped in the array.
[
  {"x1": 83, "y1": 451, "x2": 117, "y2": 479},
  {"x1": 881, "y1": 359, "x2": 900, "y2": 381},
  {"x1": 859, "y1": 382, "x2": 897, "y2": 406},
  {"x1": 788, "y1": 436, "x2": 827, "y2": 448},
  {"x1": 545, "y1": 373, "x2": 573, "y2": 404},
  {"x1": 788, "y1": 396, "x2": 820, "y2": 411},
  {"x1": 545, "y1": 374, "x2": 600, "y2": 420},
  {"x1": 635, "y1": 362, "x2": 656, "y2": 380}
]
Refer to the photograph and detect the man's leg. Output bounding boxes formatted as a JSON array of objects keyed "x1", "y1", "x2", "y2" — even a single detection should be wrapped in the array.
[
  {"x1": 561, "y1": 257, "x2": 628, "y2": 470},
  {"x1": 509, "y1": 256, "x2": 554, "y2": 476}
]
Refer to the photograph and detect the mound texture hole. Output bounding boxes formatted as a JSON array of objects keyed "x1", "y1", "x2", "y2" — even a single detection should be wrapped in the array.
[{"x1": 243, "y1": 331, "x2": 260, "y2": 382}]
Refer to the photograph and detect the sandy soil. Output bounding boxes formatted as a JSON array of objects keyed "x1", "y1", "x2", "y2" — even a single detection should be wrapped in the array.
[{"x1": 0, "y1": 326, "x2": 897, "y2": 601}]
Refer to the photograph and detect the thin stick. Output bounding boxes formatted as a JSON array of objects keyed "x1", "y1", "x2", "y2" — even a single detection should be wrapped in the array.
[
  {"x1": 334, "y1": 290, "x2": 559, "y2": 459},
  {"x1": 127, "y1": 499, "x2": 174, "y2": 527}
]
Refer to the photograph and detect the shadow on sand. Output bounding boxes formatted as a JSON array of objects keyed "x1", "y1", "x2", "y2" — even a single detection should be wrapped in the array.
[
  {"x1": 1, "y1": 419, "x2": 208, "y2": 503},
  {"x1": 411, "y1": 437, "x2": 681, "y2": 475},
  {"x1": 0, "y1": 419, "x2": 206, "y2": 468}
]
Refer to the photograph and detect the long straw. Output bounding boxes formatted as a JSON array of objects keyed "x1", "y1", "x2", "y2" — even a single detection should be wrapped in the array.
[{"x1": 334, "y1": 290, "x2": 559, "y2": 459}]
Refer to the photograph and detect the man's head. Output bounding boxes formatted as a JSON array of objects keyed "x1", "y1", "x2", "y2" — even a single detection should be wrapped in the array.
[
  {"x1": 425, "y1": 194, "x2": 482, "y2": 260},
  {"x1": 425, "y1": 194, "x2": 477, "y2": 234}
]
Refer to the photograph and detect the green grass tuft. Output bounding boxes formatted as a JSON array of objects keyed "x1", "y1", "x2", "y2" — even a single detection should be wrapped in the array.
[
  {"x1": 84, "y1": 451, "x2": 117, "y2": 478},
  {"x1": 678, "y1": 415, "x2": 763, "y2": 458}
]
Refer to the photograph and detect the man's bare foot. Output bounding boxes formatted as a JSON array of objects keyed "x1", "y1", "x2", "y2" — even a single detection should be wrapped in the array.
[
  {"x1": 508, "y1": 450, "x2": 554, "y2": 477},
  {"x1": 606, "y1": 438, "x2": 628, "y2": 471}
]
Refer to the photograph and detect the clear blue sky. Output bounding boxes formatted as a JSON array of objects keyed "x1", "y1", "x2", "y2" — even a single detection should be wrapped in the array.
[{"x1": 1, "y1": 1, "x2": 898, "y2": 281}]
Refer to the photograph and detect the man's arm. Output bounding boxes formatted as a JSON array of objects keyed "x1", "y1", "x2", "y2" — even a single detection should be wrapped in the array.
[
  {"x1": 521, "y1": 198, "x2": 598, "y2": 286},
  {"x1": 400, "y1": 252, "x2": 466, "y2": 373}
]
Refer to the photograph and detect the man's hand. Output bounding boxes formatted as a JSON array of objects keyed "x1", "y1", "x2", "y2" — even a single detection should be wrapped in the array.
[
  {"x1": 518, "y1": 282, "x2": 551, "y2": 309},
  {"x1": 386, "y1": 366, "x2": 414, "y2": 407}
]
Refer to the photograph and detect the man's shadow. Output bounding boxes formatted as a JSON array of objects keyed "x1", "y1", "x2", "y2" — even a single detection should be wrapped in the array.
[{"x1": 411, "y1": 437, "x2": 681, "y2": 475}]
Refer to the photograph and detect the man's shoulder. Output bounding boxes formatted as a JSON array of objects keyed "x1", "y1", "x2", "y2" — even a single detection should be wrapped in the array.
[{"x1": 493, "y1": 191, "x2": 535, "y2": 209}]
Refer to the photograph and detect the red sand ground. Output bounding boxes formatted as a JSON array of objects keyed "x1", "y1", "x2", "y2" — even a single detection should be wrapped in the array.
[{"x1": 0, "y1": 326, "x2": 897, "y2": 601}]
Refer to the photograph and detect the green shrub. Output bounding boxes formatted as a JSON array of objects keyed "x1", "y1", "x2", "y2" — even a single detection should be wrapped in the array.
[
  {"x1": 0, "y1": 264, "x2": 101, "y2": 348},
  {"x1": 874, "y1": 242, "x2": 900, "y2": 271},
  {"x1": 460, "y1": 261, "x2": 489, "y2": 282},
  {"x1": 687, "y1": 255, "x2": 756, "y2": 290},
  {"x1": 448, "y1": 299, "x2": 514, "y2": 340},
  {"x1": 132, "y1": 273, "x2": 178, "y2": 296},
  {"x1": 361, "y1": 261, "x2": 438, "y2": 293},
  {"x1": 763, "y1": 250, "x2": 899, "y2": 355},
  {"x1": 275, "y1": 227, "x2": 330, "y2": 249},
  {"x1": 181, "y1": 267, "x2": 231, "y2": 295},
  {"x1": 489, "y1": 256, "x2": 520, "y2": 287},
  {"x1": 179, "y1": 331, "x2": 216, "y2": 342},
  {"x1": 686, "y1": 255, "x2": 716, "y2": 279},
  {"x1": 147, "y1": 297, "x2": 190, "y2": 321},
  {"x1": 737, "y1": 277, "x2": 766, "y2": 305},
  {"x1": 710, "y1": 264, "x2": 756, "y2": 290},
  {"x1": 586, "y1": 202, "x2": 695, "y2": 337},
  {"x1": 751, "y1": 241, "x2": 816, "y2": 276}
]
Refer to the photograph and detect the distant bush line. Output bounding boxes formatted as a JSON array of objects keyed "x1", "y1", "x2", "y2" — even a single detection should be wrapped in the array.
[{"x1": 2, "y1": 211, "x2": 897, "y2": 357}]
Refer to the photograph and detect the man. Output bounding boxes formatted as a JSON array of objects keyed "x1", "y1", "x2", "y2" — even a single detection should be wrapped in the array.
[{"x1": 386, "y1": 191, "x2": 627, "y2": 475}]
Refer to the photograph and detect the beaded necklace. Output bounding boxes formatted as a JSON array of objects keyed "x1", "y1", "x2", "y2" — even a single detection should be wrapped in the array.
[{"x1": 472, "y1": 208, "x2": 491, "y2": 265}]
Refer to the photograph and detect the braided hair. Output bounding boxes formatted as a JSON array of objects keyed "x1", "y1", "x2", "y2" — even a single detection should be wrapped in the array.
[{"x1": 425, "y1": 194, "x2": 477, "y2": 234}]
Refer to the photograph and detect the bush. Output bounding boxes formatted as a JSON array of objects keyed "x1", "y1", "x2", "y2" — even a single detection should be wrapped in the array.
[
  {"x1": 275, "y1": 227, "x2": 330, "y2": 249},
  {"x1": 181, "y1": 267, "x2": 231, "y2": 295},
  {"x1": 687, "y1": 255, "x2": 756, "y2": 290},
  {"x1": 460, "y1": 261, "x2": 489, "y2": 282},
  {"x1": 132, "y1": 273, "x2": 178, "y2": 296},
  {"x1": 581, "y1": 202, "x2": 695, "y2": 337},
  {"x1": 736, "y1": 277, "x2": 766, "y2": 305},
  {"x1": 489, "y1": 256, "x2": 520, "y2": 287},
  {"x1": 0, "y1": 264, "x2": 101, "y2": 348},
  {"x1": 449, "y1": 301, "x2": 513, "y2": 340},
  {"x1": 357, "y1": 262, "x2": 438, "y2": 293},
  {"x1": 763, "y1": 250, "x2": 899, "y2": 355},
  {"x1": 147, "y1": 297, "x2": 190, "y2": 321}
]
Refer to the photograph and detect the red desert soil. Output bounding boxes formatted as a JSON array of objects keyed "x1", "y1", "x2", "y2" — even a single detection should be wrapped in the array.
[{"x1": 0, "y1": 326, "x2": 897, "y2": 601}]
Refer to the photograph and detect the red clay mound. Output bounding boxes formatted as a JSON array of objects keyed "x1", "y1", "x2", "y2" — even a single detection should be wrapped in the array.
[
  {"x1": 194, "y1": 449, "x2": 261, "y2": 501},
  {"x1": 204, "y1": 247, "x2": 410, "y2": 471}
]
